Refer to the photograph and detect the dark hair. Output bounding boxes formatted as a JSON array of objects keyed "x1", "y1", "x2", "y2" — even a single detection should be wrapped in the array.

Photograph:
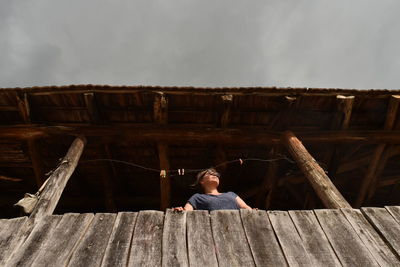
[{"x1": 192, "y1": 168, "x2": 220, "y2": 188}]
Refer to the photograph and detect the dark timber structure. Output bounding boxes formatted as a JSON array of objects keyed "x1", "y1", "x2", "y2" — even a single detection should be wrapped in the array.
[{"x1": 1, "y1": 85, "x2": 400, "y2": 265}]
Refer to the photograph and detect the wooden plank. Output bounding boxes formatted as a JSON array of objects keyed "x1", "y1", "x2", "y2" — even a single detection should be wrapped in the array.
[
  {"x1": 101, "y1": 212, "x2": 137, "y2": 267},
  {"x1": 282, "y1": 131, "x2": 351, "y2": 209},
  {"x1": 315, "y1": 209, "x2": 378, "y2": 266},
  {"x1": 31, "y1": 213, "x2": 94, "y2": 266},
  {"x1": 240, "y1": 210, "x2": 287, "y2": 266},
  {"x1": 162, "y1": 209, "x2": 188, "y2": 267},
  {"x1": 210, "y1": 210, "x2": 255, "y2": 267},
  {"x1": 0, "y1": 217, "x2": 28, "y2": 264},
  {"x1": 5, "y1": 215, "x2": 62, "y2": 266},
  {"x1": 268, "y1": 211, "x2": 312, "y2": 266},
  {"x1": 362, "y1": 207, "x2": 400, "y2": 257},
  {"x1": 288, "y1": 210, "x2": 341, "y2": 266},
  {"x1": 30, "y1": 136, "x2": 86, "y2": 221},
  {"x1": 67, "y1": 213, "x2": 116, "y2": 267},
  {"x1": 341, "y1": 208, "x2": 399, "y2": 266},
  {"x1": 186, "y1": 210, "x2": 218, "y2": 267},
  {"x1": 128, "y1": 210, "x2": 164, "y2": 267},
  {"x1": 385, "y1": 206, "x2": 400, "y2": 224}
]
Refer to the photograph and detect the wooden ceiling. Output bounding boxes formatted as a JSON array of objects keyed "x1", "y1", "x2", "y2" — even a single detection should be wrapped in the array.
[{"x1": 1, "y1": 85, "x2": 400, "y2": 218}]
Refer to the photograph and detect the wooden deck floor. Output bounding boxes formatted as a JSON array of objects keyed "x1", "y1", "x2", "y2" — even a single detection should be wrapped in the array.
[{"x1": 1, "y1": 207, "x2": 400, "y2": 266}]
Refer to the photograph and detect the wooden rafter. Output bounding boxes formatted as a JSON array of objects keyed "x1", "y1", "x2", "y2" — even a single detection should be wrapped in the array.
[
  {"x1": 84, "y1": 92, "x2": 116, "y2": 211},
  {"x1": 16, "y1": 92, "x2": 46, "y2": 188},
  {"x1": 215, "y1": 94, "x2": 233, "y2": 173},
  {"x1": 355, "y1": 95, "x2": 400, "y2": 207},
  {"x1": 154, "y1": 93, "x2": 170, "y2": 210},
  {"x1": 325, "y1": 95, "x2": 354, "y2": 177},
  {"x1": 282, "y1": 131, "x2": 351, "y2": 209},
  {"x1": 30, "y1": 135, "x2": 86, "y2": 221}
]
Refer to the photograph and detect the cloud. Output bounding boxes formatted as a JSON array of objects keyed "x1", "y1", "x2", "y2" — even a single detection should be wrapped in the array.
[{"x1": 1, "y1": 0, "x2": 400, "y2": 89}]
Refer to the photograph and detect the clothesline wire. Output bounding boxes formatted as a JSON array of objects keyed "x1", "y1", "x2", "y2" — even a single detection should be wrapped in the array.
[{"x1": 80, "y1": 154, "x2": 296, "y2": 177}]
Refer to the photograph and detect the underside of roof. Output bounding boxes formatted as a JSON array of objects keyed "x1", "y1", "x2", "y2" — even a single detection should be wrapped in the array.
[{"x1": 1, "y1": 85, "x2": 400, "y2": 218}]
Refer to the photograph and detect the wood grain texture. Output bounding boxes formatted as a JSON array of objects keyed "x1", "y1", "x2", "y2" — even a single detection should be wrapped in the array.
[
  {"x1": 210, "y1": 210, "x2": 255, "y2": 267},
  {"x1": 282, "y1": 131, "x2": 351, "y2": 209},
  {"x1": 101, "y1": 212, "x2": 137, "y2": 267},
  {"x1": 67, "y1": 213, "x2": 116, "y2": 267},
  {"x1": 128, "y1": 210, "x2": 164, "y2": 267},
  {"x1": 341, "y1": 208, "x2": 399, "y2": 266},
  {"x1": 385, "y1": 206, "x2": 400, "y2": 224},
  {"x1": 288, "y1": 210, "x2": 341, "y2": 266},
  {"x1": 362, "y1": 207, "x2": 400, "y2": 257},
  {"x1": 186, "y1": 210, "x2": 218, "y2": 267},
  {"x1": 31, "y1": 213, "x2": 94, "y2": 267},
  {"x1": 240, "y1": 210, "x2": 288, "y2": 266},
  {"x1": 315, "y1": 209, "x2": 378, "y2": 266},
  {"x1": 30, "y1": 136, "x2": 86, "y2": 220},
  {"x1": 0, "y1": 217, "x2": 28, "y2": 265},
  {"x1": 5, "y1": 215, "x2": 62, "y2": 266},
  {"x1": 162, "y1": 209, "x2": 188, "y2": 267},
  {"x1": 268, "y1": 211, "x2": 312, "y2": 267}
]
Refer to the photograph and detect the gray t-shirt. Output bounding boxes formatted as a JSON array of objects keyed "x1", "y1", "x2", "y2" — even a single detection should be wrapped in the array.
[{"x1": 187, "y1": 192, "x2": 239, "y2": 211}]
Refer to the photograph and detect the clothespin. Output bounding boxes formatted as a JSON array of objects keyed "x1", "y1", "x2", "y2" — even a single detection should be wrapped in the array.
[
  {"x1": 239, "y1": 158, "x2": 244, "y2": 165},
  {"x1": 160, "y1": 170, "x2": 166, "y2": 178},
  {"x1": 178, "y1": 169, "x2": 181, "y2": 175},
  {"x1": 182, "y1": 168, "x2": 184, "y2": 175}
]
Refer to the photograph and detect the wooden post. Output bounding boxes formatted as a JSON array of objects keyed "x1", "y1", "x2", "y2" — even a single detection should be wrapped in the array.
[
  {"x1": 214, "y1": 95, "x2": 233, "y2": 173},
  {"x1": 282, "y1": 131, "x2": 351, "y2": 209},
  {"x1": 29, "y1": 135, "x2": 86, "y2": 220},
  {"x1": 154, "y1": 93, "x2": 170, "y2": 210},
  {"x1": 355, "y1": 95, "x2": 400, "y2": 207}
]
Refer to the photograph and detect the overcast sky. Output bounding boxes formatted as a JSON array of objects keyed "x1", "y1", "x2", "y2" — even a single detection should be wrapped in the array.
[{"x1": 1, "y1": 0, "x2": 400, "y2": 89}]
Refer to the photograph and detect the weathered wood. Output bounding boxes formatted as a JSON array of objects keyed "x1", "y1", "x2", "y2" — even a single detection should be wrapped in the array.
[
  {"x1": 255, "y1": 147, "x2": 280, "y2": 209},
  {"x1": 361, "y1": 207, "x2": 400, "y2": 257},
  {"x1": 31, "y1": 213, "x2": 94, "y2": 266},
  {"x1": 4, "y1": 125, "x2": 400, "y2": 145},
  {"x1": 158, "y1": 143, "x2": 170, "y2": 210},
  {"x1": 128, "y1": 210, "x2": 164, "y2": 267},
  {"x1": 282, "y1": 131, "x2": 351, "y2": 209},
  {"x1": 0, "y1": 217, "x2": 28, "y2": 265},
  {"x1": 210, "y1": 210, "x2": 255, "y2": 267},
  {"x1": 30, "y1": 136, "x2": 86, "y2": 220},
  {"x1": 323, "y1": 95, "x2": 354, "y2": 184},
  {"x1": 341, "y1": 208, "x2": 399, "y2": 266},
  {"x1": 186, "y1": 211, "x2": 218, "y2": 267},
  {"x1": 16, "y1": 92, "x2": 31, "y2": 123},
  {"x1": 68, "y1": 213, "x2": 116, "y2": 267},
  {"x1": 288, "y1": 210, "x2": 341, "y2": 266},
  {"x1": 356, "y1": 95, "x2": 400, "y2": 207},
  {"x1": 84, "y1": 92, "x2": 102, "y2": 124},
  {"x1": 28, "y1": 139, "x2": 46, "y2": 188},
  {"x1": 101, "y1": 212, "x2": 137, "y2": 267},
  {"x1": 385, "y1": 206, "x2": 400, "y2": 224},
  {"x1": 154, "y1": 93, "x2": 171, "y2": 210},
  {"x1": 5, "y1": 215, "x2": 62, "y2": 266},
  {"x1": 0, "y1": 175, "x2": 22, "y2": 182},
  {"x1": 214, "y1": 95, "x2": 233, "y2": 172},
  {"x1": 268, "y1": 211, "x2": 312, "y2": 266},
  {"x1": 241, "y1": 210, "x2": 287, "y2": 266},
  {"x1": 315, "y1": 209, "x2": 378, "y2": 266},
  {"x1": 162, "y1": 209, "x2": 188, "y2": 267},
  {"x1": 378, "y1": 175, "x2": 400, "y2": 188}
]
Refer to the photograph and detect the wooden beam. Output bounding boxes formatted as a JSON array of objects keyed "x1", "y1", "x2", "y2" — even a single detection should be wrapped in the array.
[
  {"x1": 29, "y1": 136, "x2": 86, "y2": 221},
  {"x1": 83, "y1": 92, "x2": 102, "y2": 124},
  {"x1": 84, "y1": 92, "x2": 116, "y2": 211},
  {"x1": 0, "y1": 175, "x2": 23, "y2": 182},
  {"x1": 282, "y1": 131, "x2": 351, "y2": 209},
  {"x1": 154, "y1": 93, "x2": 170, "y2": 210},
  {"x1": 255, "y1": 147, "x2": 280, "y2": 208},
  {"x1": 4, "y1": 125, "x2": 400, "y2": 145},
  {"x1": 215, "y1": 95, "x2": 233, "y2": 173},
  {"x1": 326, "y1": 95, "x2": 354, "y2": 176},
  {"x1": 355, "y1": 95, "x2": 400, "y2": 207},
  {"x1": 16, "y1": 92, "x2": 46, "y2": 188}
]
